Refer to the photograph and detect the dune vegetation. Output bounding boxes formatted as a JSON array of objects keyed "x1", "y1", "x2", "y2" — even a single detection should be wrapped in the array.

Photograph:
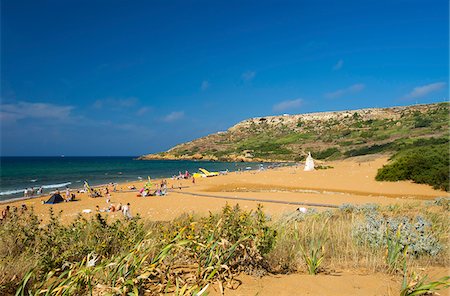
[
  {"x1": 376, "y1": 140, "x2": 449, "y2": 191},
  {"x1": 1, "y1": 201, "x2": 449, "y2": 295}
]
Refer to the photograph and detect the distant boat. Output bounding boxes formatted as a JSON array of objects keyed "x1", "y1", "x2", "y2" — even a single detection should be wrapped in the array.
[
  {"x1": 61, "y1": 155, "x2": 65, "y2": 158},
  {"x1": 30, "y1": 179, "x2": 38, "y2": 182}
]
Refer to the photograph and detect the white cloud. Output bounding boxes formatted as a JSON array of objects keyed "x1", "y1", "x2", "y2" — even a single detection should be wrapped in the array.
[
  {"x1": 136, "y1": 107, "x2": 151, "y2": 116},
  {"x1": 0, "y1": 101, "x2": 74, "y2": 122},
  {"x1": 162, "y1": 111, "x2": 184, "y2": 122},
  {"x1": 273, "y1": 98, "x2": 304, "y2": 112},
  {"x1": 325, "y1": 83, "x2": 365, "y2": 99},
  {"x1": 201, "y1": 80, "x2": 209, "y2": 91},
  {"x1": 241, "y1": 71, "x2": 256, "y2": 82},
  {"x1": 333, "y1": 59, "x2": 344, "y2": 70},
  {"x1": 404, "y1": 82, "x2": 446, "y2": 100},
  {"x1": 93, "y1": 97, "x2": 138, "y2": 109}
]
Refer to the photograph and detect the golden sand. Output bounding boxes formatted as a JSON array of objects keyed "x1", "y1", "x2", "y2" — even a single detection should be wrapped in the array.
[
  {"x1": 2, "y1": 155, "x2": 449, "y2": 295},
  {"x1": 3, "y1": 155, "x2": 448, "y2": 223}
]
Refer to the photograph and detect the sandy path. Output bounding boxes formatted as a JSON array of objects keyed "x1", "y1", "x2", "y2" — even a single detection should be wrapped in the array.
[{"x1": 208, "y1": 267, "x2": 450, "y2": 296}]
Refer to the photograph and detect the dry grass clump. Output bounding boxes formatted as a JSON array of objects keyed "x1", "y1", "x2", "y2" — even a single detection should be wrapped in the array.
[{"x1": 267, "y1": 201, "x2": 449, "y2": 275}]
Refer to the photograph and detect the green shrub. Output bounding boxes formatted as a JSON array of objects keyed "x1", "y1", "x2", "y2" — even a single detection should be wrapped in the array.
[
  {"x1": 345, "y1": 143, "x2": 392, "y2": 157},
  {"x1": 413, "y1": 113, "x2": 432, "y2": 128},
  {"x1": 313, "y1": 147, "x2": 341, "y2": 159},
  {"x1": 376, "y1": 144, "x2": 449, "y2": 191}
]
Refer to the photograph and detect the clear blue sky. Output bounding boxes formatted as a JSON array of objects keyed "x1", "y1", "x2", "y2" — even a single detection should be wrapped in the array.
[{"x1": 1, "y1": 0, "x2": 448, "y2": 156}]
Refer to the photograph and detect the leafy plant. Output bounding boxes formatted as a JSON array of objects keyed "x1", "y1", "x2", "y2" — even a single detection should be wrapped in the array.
[
  {"x1": 400, "y1": 261, "x2": 450, "y2": 296},
  {"x1": 386, "y1": 225, "x2": 407, "y2": 274},
  {"x1": 298, "y1": 240, "x2": 325, "y2": 275}
]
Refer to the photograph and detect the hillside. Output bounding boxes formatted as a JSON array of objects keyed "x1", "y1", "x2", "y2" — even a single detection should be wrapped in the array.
[{"x1": 139, "y1": 102, "x2": 449, "y2": 162}]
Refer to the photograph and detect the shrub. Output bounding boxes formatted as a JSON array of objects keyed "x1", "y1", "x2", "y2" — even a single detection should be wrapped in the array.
[
  {"x1": 376, "y1": 144, "x2": 449, "y2": 191},
  {"x1": 413, "y1": 116, "x2": 432, "y2": 128},
  {"x1": 352, "y1": 213, "x2": 442, "y2": 258},
  {"x1": 313, "y1": 147, "x2": 341, "y2": 160},
  {"x1": 345, "y1": 143, "x2": 392, "y2": 157}
]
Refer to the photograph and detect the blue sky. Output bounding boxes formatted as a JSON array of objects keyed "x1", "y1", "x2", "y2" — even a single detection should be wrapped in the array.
[{"x1": 1, "y1": 0, "x2": 448, "y2": 156}]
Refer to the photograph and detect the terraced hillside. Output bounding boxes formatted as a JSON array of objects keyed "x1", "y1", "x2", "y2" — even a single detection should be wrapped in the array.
[{"x1": 139, "y1": 102, "x2": 449, "y2": 162}]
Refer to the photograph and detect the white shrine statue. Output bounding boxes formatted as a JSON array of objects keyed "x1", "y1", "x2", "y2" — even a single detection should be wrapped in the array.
[{"x1": 304, "y1": 152, "x2": 315, "y2": 171}]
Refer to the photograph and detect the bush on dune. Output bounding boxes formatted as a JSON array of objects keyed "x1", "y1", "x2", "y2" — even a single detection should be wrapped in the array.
[{"x1": 376, "y1": 144, "x2": 449, "y2": 191}]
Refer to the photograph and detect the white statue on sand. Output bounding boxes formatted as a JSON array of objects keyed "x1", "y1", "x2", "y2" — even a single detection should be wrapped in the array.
[{"x1": 304, "y1": 152, "x2": 315, "y2": 171}]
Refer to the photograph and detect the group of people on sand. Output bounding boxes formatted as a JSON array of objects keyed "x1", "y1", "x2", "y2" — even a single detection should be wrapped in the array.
[
  {"x1": 140, "y1": 179, "x2": 168, "y2": 197},
  {"x1": 87, "y1": 182, "x2": 117, "y2": 198},
  {"x1": 96, "y1": 202, "x2": 132, "y2": 219},
  {"x1": 173, "y1": 171, "x2": 190, "y2": 180},
  {"x1": 24, "y1": 187, "x2": 44, "y2": 197},
  {"x1": 63, "y1": 187, "x2": 76, "y2": 202},
  {"x1": 1, "y1": 204, "x2": 28, "y2": 222},
  {"x1": 91, "y1": 183, "x2": 132, "y2": 219}
]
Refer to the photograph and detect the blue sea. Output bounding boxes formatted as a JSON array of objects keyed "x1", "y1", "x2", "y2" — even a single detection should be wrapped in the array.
[{"x1": 0, "y1": 157, "x2": 265, "y2": 201}]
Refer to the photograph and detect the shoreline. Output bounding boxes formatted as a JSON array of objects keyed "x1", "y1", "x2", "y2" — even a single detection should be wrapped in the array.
[
  {"x1": 0, "y1": 161, "x2": 293, "y2": 204},
  {"x1": 1, "y1": 155, "x2": 448, "y2": 223},
  {"x1": 0, "y1": 181, "x2": 125, "y2": 204}
]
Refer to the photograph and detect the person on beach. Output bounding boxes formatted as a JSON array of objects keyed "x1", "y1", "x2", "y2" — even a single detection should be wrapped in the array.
[
  {"x1": 24, "y1": 188, "x2": 28, "y2": 197},
  {"x1": 37, "y1": 187, "x2": 43, "y2": 195},
  {"x1": 1, "y1": 206, "x2": 10, "y2": 221},
  {"x1": 20, "y1": 204, "x2": 27, "y2": 213},
  {"x1": 122, "y1": 203, "x2": 132, "y2": 219},
  {"x1": 65, "y1": 187, "x2": 70, "y2": 201},
  {"x1": 109, "y1": 204, "x2": 116, "y2": 212}
]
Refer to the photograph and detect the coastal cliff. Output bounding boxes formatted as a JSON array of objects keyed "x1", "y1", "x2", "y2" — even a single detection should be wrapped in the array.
[{"x1": 139, "y1": 102, "x2": 449, "y2": 162}]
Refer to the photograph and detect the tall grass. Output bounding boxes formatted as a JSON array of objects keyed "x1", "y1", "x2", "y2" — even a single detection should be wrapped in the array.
[
  {"x1": 267, "y1": 202, "x2": 449, "y2": 275},
  {"x1": 1, "y1": 201, "x2": 449, "y2": 295}
]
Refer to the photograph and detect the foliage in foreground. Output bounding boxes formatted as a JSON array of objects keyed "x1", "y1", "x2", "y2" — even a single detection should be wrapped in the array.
[
  {"x1": 2, "y1": 204, "x2": 275, "y2": 295},
  {"x1": 400, "y1": 261, "x2": 450, "y2": 296},
  {"x1": 0, "y1": 201, "x2": 449, "y2": 295}
]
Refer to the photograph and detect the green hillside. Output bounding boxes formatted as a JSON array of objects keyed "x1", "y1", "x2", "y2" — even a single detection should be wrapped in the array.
[{"x1": 140, "y1": 102, "x2": 449, "y2": 162}]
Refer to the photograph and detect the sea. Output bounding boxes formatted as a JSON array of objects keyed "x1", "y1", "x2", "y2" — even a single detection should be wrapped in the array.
[{"x1": 0, "y1": 157, "x2": 267, "y2": 201}]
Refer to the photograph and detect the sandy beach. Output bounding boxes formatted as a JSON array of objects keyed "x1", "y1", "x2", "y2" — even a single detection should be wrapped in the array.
[
  {"x1": 2, "y1": 155, "x2": 449, "y2": 295},
  {"x1": 3, "y1": 155, "x2": 448, "y2": 223}
]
